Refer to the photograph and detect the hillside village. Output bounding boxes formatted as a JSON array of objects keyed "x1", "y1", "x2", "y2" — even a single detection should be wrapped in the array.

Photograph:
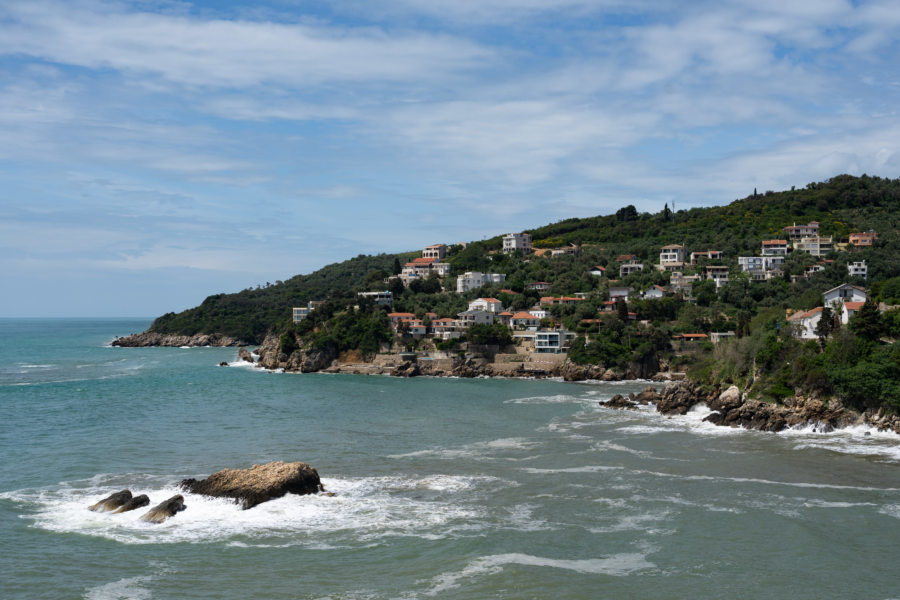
[{"x1": 291, "y1": 223, "x2": 886, "y2": 356}]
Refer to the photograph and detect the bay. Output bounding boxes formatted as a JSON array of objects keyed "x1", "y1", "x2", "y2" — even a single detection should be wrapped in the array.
[{"x1": 1, "y1": 318, "x2": 898, "y2": 599}]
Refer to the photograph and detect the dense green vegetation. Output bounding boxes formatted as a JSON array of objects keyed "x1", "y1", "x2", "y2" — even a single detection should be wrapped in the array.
[{"x1": 148, "y1": 174, "x2": 900, "y2": 410}]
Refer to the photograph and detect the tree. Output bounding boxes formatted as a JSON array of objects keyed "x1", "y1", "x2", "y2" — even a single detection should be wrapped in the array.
[
  {"x1": 616, "y1": 297, "x2": 629, "y2": 321},
  {"x1": 815, "y1": 306, "x2": 834, "y2": 347},
  {"x1": 392, "y1": 257, "x2": 402, "y2": 275},
  {"x1": 850, "y1": 297, "x2": 882, "y2": 341}
]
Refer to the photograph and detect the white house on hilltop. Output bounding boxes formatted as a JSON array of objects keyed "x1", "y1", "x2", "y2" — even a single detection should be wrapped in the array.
[
  {"x1": 457, "y1": 272, "x2": 506, "y2": 293},
  {"x1": 468, "y1": 297, "x2": 504, "y2": 314},
  {"x1": 503, "y1": 232, "x2": 532, "y2": 254}
]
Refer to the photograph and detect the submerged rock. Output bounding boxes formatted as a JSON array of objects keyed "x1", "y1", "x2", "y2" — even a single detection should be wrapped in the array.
[
  {"x1": 89, "y1": 490, "x2": 132, "y2": 512},
  {"x1": 180, "y1": 461, "x2": 322, "y2": 510},
  {"x1": 141, "y1": 495, "x2": 186, "y2": 523},
  {"x1": 113, "y1": 494, "x2": 150, "y2": 514}
]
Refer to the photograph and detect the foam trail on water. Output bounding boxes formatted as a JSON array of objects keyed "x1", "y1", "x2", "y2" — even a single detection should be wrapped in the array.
[{"x1": 423, "y1": 552, "x2": 655, "y2": 595}]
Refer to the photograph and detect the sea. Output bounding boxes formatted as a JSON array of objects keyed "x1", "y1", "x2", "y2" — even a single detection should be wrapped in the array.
[{"x1": 1, "y1": 318, "x2": 898, "y2": 600}]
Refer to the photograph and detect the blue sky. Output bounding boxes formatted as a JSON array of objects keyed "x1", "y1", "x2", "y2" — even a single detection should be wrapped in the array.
[{"x1": 2, "y1": 0, "x2": 899, "y2": 317}]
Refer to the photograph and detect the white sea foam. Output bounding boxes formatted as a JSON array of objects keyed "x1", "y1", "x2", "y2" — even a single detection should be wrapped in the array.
[
  {"x1": 521, "y1": 465, "x2": 624, "y2": 474},
  {"x1": 588, "y1": 509, "x2": 674, "y2": 535},
  {"x1": 879, "y1": 504, "x2": 900, "y2": 520},
  {"x1": 505, "y1": 394, "x2": 586, "y2": 405},
  {"x1": 388, "y1": 437, "x2": 539, "y2": 460},
  {"x1": 422, "y1": 551, "x2": 655, "y2": 595},
  {"x1": 2, "y1": 473, "x2": 513, "y2": 546},
  {"x1": 632, "y1": 470, "x2": 900, "y2": 492},
  {"x1": 83, "y1": 575, "x2": 154, "y2": 600}
]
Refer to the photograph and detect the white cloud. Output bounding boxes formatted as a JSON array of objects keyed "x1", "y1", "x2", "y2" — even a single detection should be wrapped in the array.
[{"x1": 0, "y1": 1, "x2": 494, "y2": 89}]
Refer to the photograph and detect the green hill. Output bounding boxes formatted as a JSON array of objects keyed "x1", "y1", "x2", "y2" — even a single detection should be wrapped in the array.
[{"x1": 148, "y1": 174, "x2": 900, "y2": 345}]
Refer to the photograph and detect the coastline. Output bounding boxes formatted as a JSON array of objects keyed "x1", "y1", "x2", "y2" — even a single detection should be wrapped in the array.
[{"x1": 113, "y1": 330, "x2": 900, "y2": 436}]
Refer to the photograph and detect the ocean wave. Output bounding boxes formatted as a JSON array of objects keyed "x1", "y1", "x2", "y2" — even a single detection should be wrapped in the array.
[
  {"x1": 631, "y1": 469, "x2": 900, "y2": 492},
  {"x1": 0, "y1": 473, "x2": 518, "y2": 546},
  {"x1": 422, "y1": 551, "x2": 655, "y2": 595}
]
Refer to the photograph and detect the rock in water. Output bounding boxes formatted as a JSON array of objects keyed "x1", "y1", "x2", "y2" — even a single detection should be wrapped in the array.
[
  {"x1": 113, "y1": 494, "x2": 150, "y2": 513},
  {"x1": 140, "y1": 495, "x2": 186, "y2": 523},
  {"x1": 88, "y1": 490, "x2": 132, "y2": 512},
  {"x1": 180, "y1": 461, "x2": 321, "y2": 509}
]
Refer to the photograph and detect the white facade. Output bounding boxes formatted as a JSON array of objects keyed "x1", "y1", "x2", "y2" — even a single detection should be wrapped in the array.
[
  {"x1": 503, "y1": 232, "x2": 532, "y2": 254},
  {"x1": 619, "y1": 262, "x2": 644, "y2": 277},
  {"x1": 704, "y1": 266, "x2": 730, "y2": 288},
  {"x1": 534, "y1": 329, "x2": 576, "y2": 354},
  {"x1": 659, "y1": 244, "x2": 686, "y2": 265},
  {"x1": 823, "y1": 284, "x2": 866, "y2": 306},
  {"x1": 468, "y1": 298, "x2": 504, "y2": 314},
  {"x1": 456, "y1": 272, "x2": 507, "y2": 293},
  {"x1": 356, "y1": 291, "x2": 393, "y2": 306},
  {"x1": 761, "y1": 240, "x2": 789, "y2": 256},
  {"x1": 848, "y1": 261, "x2": 868, "y2": 279},
  {"x1": 738, "y1": 256, "x2": 763, "y2": 272},
  {"x1": 456, "y1": 310, "x2": 495, "y2": 327},
  {"x1": 292, "y1": 307, "x2": 311, "y2": 322},
  {"x1": 788, "y1": 308, "x2": 823, "y2": 340},
  {"x1": 642, "y1": 285, "x2": 667, "y2": 299},
  {"x1": 609, "y1": 287, "x2": 632, "y2": 300}
]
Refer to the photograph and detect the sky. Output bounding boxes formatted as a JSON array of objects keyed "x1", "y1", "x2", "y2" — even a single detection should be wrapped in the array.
[{"x1": 1, "y1": 0, "x2": 899, "y2": 317}]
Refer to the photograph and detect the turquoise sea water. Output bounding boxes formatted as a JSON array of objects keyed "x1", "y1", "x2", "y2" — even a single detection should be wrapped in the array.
[{"x1": 1, "y1": 318, "x2": 899, "y2": 599}]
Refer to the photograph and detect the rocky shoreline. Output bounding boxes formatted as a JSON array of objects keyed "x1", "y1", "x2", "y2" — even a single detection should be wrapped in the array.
[
  {"x1": 112, "y1": 331, "x2": 248, "y2": 347},
  {"x1": 248, "y1": 332, "x2": 671, "y2": 382},
  {"x1": 600, "y1": 381, "x2": 900, "y2": 435}
]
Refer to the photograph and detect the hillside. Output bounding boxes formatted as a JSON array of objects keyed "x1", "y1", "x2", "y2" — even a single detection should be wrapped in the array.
[{"x1": 145, "y1": 174, "x2": 900, "y2": 345}]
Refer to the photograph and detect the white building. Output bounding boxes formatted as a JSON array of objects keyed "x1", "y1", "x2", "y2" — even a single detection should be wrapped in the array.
[
  {"x1": 609, "y1": 286, "x2": 633, "y2": 301},
  {"x1": 468, "y1": 298, "x2": 504, "y2": 314},
  {"x1": 589, "y1": 266, "x2": 606, "y2": 277},
  {"x1": 690, "y1": 250, "x2": 723, "y2": 265},
  {"x1": 738, "y1": 256, "x2": 763, "y2": 272},
  {"x1": 456, "y1": 272, "x2": 507, "y2": 293},
  {"x1": 456, "y1": 310, "x2": 495, "y2": 327},
  {"x1": 659, "y1": 244, "x2": 686, "y2": 266},
  {"x1": 503, "y1": 232, "x2": 532, "y2": 254},
  {"x1": 848, "y1": 261, "x2": 868, "y2": 279},
  {"x1": 510, "y1": 311, "x2": 540, "y2": 329},
  {"x1": 823, "y1": 284, "x2": 866, "y2": 306},
  {"x1": 356, "y1": 291, "x2": 393, "y2": 306},
  {"x1": 642, "y1": 285, "x2": 668, "y2": 299},
  {"x1": 704, "y1": 265, "x2": 730, "y2": 288},
  {"x1": 787, "y1": 307, "x2": 824, "y2": 340},
  {"x1": 292, "y1": 307, "x2": 311, "y2": 322},
  {"x1": 534, "y1": 329, "x2": 576, "y2": 354},
  {"x1": 762, "y1": 240, "x2": 789, "y2": 256},
  {"x1": 619, "y1": 261, "x2": 644, "y2": 277}
]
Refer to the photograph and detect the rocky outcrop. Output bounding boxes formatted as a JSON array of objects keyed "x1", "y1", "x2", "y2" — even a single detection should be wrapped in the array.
[
  {"x1": 601, "y1": 394, "x2": 639, "y2": 410},
  {"x1": 560, "y1": 362, "x2": 608, "y2": 381},
  {"x1": 89, "y1": 490, "x2": 132, "y2": 512},
  {"x1": 140, "y1": 495, "x2": 186, "y2": 523},
  {"x1": 180, "y1": 461, "x2": 322, "y2": 510},
  {"x1": 391, "y1": 361, "x2": 421, "y2": 377},
  {"x1": 656, "y1": 381, "x2": 710, "y2": 415},
  {"x1": 113, "y1": 494, "x2": 150, "y2": 513},
  {"x1": 255, "y1": 334, "x2": 338, "y2": 373},
  {"x1": 237, "y1": 347, "x2": 254, "y2": 363},
  {"x1": 113, "y1": 332, "x2": 246, "y2": 347}
]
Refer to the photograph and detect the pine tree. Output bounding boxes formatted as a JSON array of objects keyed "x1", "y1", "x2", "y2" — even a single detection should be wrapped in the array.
[{"x1": 851, "y1": 297, "x2": 882, "y2": 341}]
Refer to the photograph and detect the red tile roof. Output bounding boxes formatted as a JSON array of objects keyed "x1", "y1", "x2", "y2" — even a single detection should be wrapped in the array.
[
  {"x1": 763, "y1": 239, "x2": 788, "y2": 245},
  {"x1": 844, "y1": 302, "x2": 865, "y2": 311},
  {"x1": 512, "y1": 311, "x2": 538, "y2": 319}
]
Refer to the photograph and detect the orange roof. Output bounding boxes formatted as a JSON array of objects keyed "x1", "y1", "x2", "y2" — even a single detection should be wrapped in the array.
[
  {"x1": 409, "y1": 257, "x2": 436, "y2": 265},
  {"x1": 680, "y1": 333, "x2": 709, "y2": 338},
  {"x1": 388, "y1": 312, "x2": 415, "y2": 317},
  {"x1": 480, "y1": 298, "x2": 502, "y2": 303},
  {"x1": 434, "y1": 317, "x2": 455, "y2": 323},
  {"x1": 844, "y1": 302, "x2": 865, "y2": 311},
  {"x1": 512, "y1": 311, "x2": 538, "y2": 319},
  {"x1": 763, "y1": 239, "x2": 787, "y2": 245},
  {"x1": 499, "y1": 289, "x2": 517, "y2": 294},
  {"x1": 498, "y1": 311, "x2": 513, "y2": 316}
]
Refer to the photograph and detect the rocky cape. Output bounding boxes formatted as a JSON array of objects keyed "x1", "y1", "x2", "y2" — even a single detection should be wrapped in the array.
[
  {"x1": 600, "y1": 381, "x2": 900, "y2": 434},
  {"x1": 112, "y1": 331, "x2": 248, "y2": 347}
]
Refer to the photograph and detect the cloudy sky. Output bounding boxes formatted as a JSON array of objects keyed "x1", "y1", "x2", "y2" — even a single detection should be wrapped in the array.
[{"x1": 2, "y1": 0, "x2": 899, "y2": 317}]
